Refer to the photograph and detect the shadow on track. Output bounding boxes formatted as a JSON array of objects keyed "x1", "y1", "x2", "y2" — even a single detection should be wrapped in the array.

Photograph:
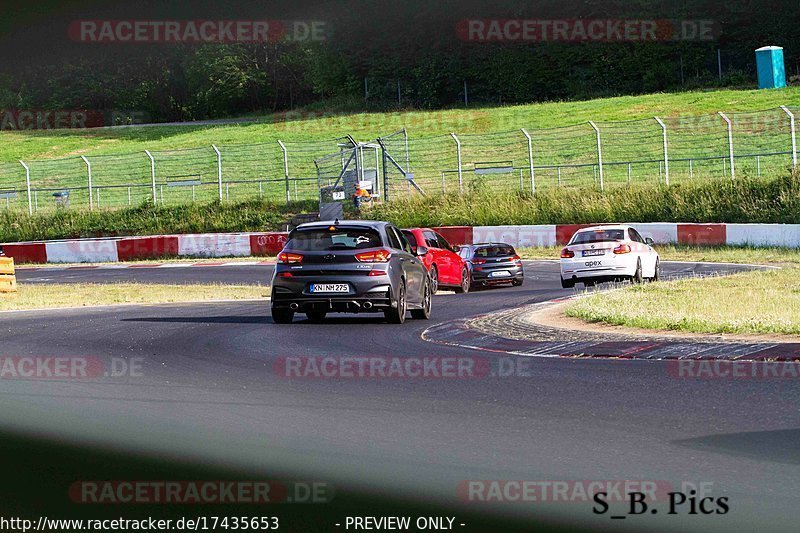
[
  {"x1": 122, "y1": 315, "x2": 394, "y2": 325},
  {"x1": 122, "y1": 316, "x2": 271, "y2": 324},
  {"x1": 673, "y1": 428, "x2": 800, "y2": 465}
]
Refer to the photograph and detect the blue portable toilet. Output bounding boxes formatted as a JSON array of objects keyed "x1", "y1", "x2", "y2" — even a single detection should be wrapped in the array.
[{"x1": 755, "y1": 46, "x2": 786, "y2": 89}]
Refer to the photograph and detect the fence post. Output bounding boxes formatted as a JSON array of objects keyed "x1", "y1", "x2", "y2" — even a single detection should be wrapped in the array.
[
  {"x1": 19, "y1": 160, "x2": 32, "y2": 216},
  {"x1": 588, "y1": 121, "x2": 604, "y2": 191},
  {"x1": 450, "y1": 133, "x2": 463, "y2": 193},
  {"x1": 521, "y1": 128, "x2": 535, "y2": 194},
  {"x1": 718, "y1": 112, "x2": 735, "y2": 180},
  {"x1": 211, "y1": 144, "x2": 223, "y2": 201},
  {"x1": 277, "y1": 140, "x2": 290, "y2": 204},
  {"x1": 379, "y1": 139, "x2": 390, "y2": 202},
  {"x1": 81, "y1": 155, "x2": 93, "y2": 210},
  {"x1": 780, "y1": 105, "x2": 797, "y2": 168},
  {"x1": 654, "y1": 117, "x2": 669, "y2": 186},
  {"x1": 145, "y1": 150, "x2": 157, "y2": 203},
  {"x1": 402, "y1": 128, "x2": 410, "y2": 172}
]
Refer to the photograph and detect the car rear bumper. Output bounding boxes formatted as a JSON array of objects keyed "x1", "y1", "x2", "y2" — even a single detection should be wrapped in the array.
[
  {"x1": 271, "y1": 295, "x2": 394, "y2": 313},
  {"x1": 271, "y1": 277, "x2": 394, "y2": 313},
  {"x1": 471, "y1": 264, "x2": 524, "y2": 283},
  {"x1": 560, "y1": 259, "x2": 636, "y2": 280}
]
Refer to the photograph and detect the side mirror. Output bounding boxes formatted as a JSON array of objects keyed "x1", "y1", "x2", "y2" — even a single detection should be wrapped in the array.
[
  {"x1": 645, "y1": 237, "x2": 654, "y2": 245},
  {"x1": 415, "y1": 246, "x2": 429, "y2": 257}
]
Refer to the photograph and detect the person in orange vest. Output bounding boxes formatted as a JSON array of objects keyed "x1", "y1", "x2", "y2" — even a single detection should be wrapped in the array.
[{"x1": 352, "y1": 183, "x2": 370, "y2": 210}]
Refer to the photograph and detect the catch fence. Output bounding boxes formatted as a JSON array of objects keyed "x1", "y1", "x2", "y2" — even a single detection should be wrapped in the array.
[{"x1": 0, "y1": 106, "x2": 796, "y2": 214}]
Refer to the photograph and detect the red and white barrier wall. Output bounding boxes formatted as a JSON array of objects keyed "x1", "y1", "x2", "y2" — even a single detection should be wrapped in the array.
[
  {"x1": 436, "y1": 223, "x2": 800, "y2": 248},
  {"x1": 2, "y1": 233, "x2": 288, "y2": 264},
  {"x1": 2, "y1": 224, "x2": 799, "y2": 264}
]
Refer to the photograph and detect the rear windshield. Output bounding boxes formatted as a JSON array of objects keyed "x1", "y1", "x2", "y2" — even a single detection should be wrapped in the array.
[
  {"x1": 287, "y1": 228, "x2": 383, "y2": 251},
  {"x1": 570, "y1": 229, "x2": 625, "y2": 244},
  {"x1": 401, "y1": 230, "x2": 418, "y2": 248},
  {"x1": 474, "y1": 245, "x2": 515, "y2": 258}
]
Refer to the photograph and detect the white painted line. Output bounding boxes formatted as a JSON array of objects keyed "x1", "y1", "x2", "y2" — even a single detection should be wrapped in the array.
[{"x1": 221, "y1": 261, "x2": 261, "y2": 266}]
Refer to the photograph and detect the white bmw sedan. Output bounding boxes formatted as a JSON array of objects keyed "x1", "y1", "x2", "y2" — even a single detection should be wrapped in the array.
[{"x1": 559, "y1": 225, "x2": 660, "y2": 288}]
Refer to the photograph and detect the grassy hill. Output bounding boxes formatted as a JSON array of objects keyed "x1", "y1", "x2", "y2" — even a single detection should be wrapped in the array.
[
  {"x1": 1, "y1": 87, "x2": 798, "y2": 161},
  {"x1": 0, "y1": 86, "x2": 798, "y2": 216}
]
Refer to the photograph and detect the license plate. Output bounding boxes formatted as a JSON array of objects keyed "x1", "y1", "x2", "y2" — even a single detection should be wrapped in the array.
[
  {"x1": 489, "y1": 271, "x2": 511, "y2": 278},
  {"x1": 310, "y1": 283, "x2": 349, "y2": 293},
  {"x1": 582, "y1": 249, "x2": 605, "y2": 257}
]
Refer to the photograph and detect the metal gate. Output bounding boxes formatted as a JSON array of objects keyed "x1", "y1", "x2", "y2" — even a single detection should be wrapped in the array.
[
  {"x1": 376, "y1": 129, "x2": 424, "y2": 201},
  {"x1": 314, "y1": 135, "x2": 386, "y2": 218}
]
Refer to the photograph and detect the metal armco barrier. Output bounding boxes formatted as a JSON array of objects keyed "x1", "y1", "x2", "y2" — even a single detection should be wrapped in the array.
[{"x1": 0, "y1": 255, "x2": 17, "y2": 292}]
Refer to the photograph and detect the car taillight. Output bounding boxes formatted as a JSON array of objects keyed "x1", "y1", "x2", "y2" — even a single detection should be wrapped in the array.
[
  {"x1": 277, "y1": 252, "x2": 303, "y2": 264},
  {"x1": 511, "y1": 255, "x2": 520, "y2": 261},
  {"x1": 560, "y1": 248, "x2": 575, "y2": 258},
  {"x1": 613, "y1": 244, "x2": 632, "y2": 254},
  {"x1": 368, "y1": 269, "x2": 388, "y2": 276},
  {"x1": 356, "y1": 249, "x2": 392, "y2": 263},
  {"x1": 472, "y1": 259, "x2": 486, "y2": 265},
  {"x1": 277, "y1": 271, "x2": 293, "y2": 278}
]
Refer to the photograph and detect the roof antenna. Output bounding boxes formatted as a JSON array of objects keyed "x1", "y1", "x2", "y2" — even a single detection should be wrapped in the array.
[{"x1": 334, "y1": 218, "x2": 340, "y2": 225}]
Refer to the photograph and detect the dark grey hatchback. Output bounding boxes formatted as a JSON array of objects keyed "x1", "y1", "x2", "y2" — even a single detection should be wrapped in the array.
[
  {"x1": 270, "y1": 220, "x2": 432, "y2": 324},
  {"x1": 458, "y1": 243, "x2": 524, "y2": 288}
]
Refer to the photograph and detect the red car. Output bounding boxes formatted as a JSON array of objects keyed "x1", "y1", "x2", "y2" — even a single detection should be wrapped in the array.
[{"x1": 401, "y1": 228, "x2": 470, "y2": 294}]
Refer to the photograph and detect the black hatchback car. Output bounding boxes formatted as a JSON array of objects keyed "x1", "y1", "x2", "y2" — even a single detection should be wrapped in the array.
[
  {"x1": 458, "y1": 243, "x2": 524, "y2": 288},
  {"x1": 271, "y1": 220, "x2": 432, "y2": 324}
]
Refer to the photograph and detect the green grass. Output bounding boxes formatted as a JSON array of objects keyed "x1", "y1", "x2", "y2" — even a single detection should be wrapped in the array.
[
  {"x1": 517, "y1": 245, "x2": 800, "y2": 265},
  {"x1": 1, "y1": 88, "x2": 798, "y2": 161},
  {"x1": 565, "y1": 267, "x2": 800, "y2": 335},
  {"x1": 367, "y1": 173, "x2": 800, "y2": 227},
  {"x1": 3, "y1": 174, "x2": 800, "y2": 243},
  {"x1": 0, "y1": 87, "x2": 798, "y2": 213},
  {"x1": 0, "y1": 283, "x2": 269, "y2": 311},
  {"x1": 0, "y1": 198, "x2": 317, "y2": 242}
]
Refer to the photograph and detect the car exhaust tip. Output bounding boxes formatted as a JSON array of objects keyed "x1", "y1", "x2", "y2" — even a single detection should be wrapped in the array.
[
  {"x1": 289, "y1": 303, "x2": 300, "y2": 310},
  {"x1": 363, "y1": 301, "x2": 373, "y2": 310}
]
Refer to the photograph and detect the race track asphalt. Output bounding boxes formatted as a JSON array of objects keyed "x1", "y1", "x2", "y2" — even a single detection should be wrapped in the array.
[{"x1": 1, "y1": 261, "x2": 798, "y2": 531}]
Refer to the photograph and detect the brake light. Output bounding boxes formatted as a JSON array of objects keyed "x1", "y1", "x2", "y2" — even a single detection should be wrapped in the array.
[
  {"x1": 560, "y1": 248, "x2": 575, "y2": 258},
  {"x1": 277, "y1": 271, "x2": 293, "y2": 278},
  {"x1": 368, "y1": 269, "x2": 388, "y2": 276},
  {"x1": 613, "y1": 244, "x2": 632, "y2": 254},
  {"x1": 356, "y1": 249, "x2": 392, "y2": 263},
  {"x1": 512, "y1": 255, "x2": 520, "y2": 261},
  {"x1": 277, "y1": 252, "x2": 303, "y2": 264},
  {"x1": 472, "y1": 258, "x2": 487, "y2": 265}
]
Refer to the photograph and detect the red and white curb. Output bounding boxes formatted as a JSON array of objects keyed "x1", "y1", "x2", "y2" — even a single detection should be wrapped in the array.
[{"x1": 422, "y1": 297, "x2": 800, "y2": 362}]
